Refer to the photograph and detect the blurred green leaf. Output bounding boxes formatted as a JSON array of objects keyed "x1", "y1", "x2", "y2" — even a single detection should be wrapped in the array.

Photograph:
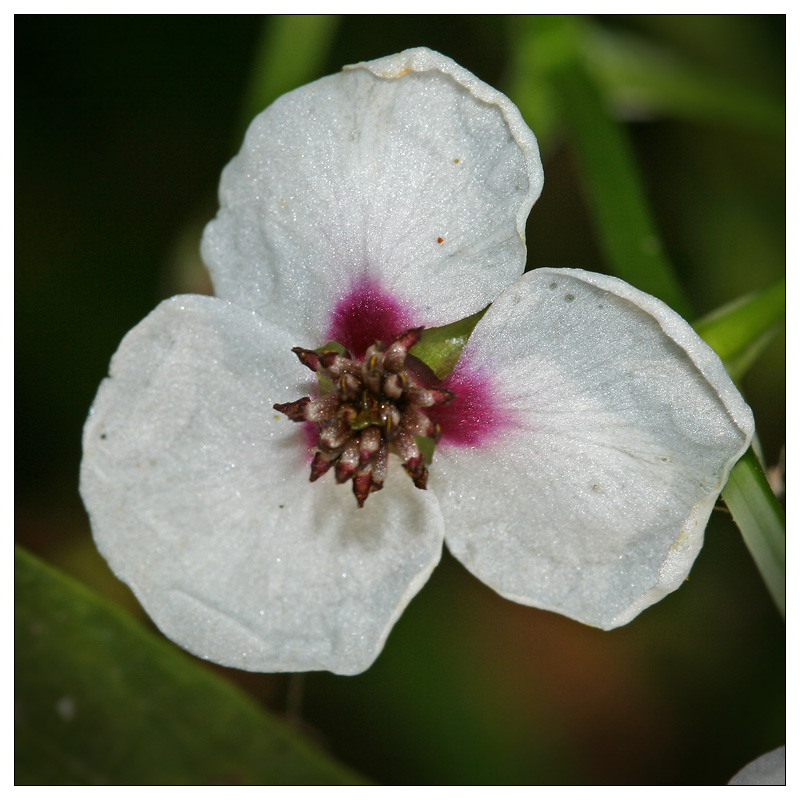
[
  {"x1": 511, "y1": 15, "x2": 692, "y2": 318},
  {"x1": 696, "y1": 282, "x2": 786, "y2": 618},
  {"x1": 506, "y1": 20, "x2": 562, "y2": 152},
  {"x1": 695, "y1": 279, "x2": 785, "y2": 380},
  {"x1": 238, "y1": 14, "x2": 339, "y2": 138},
  {"x1": 15, "y1": 546, "x2": 365, "y2": 785},
  {"x1": 583, "y1": 27, "x2": 785, "y2": 138},
  {"x1": 722, "y1": 450, "x2": 785, "y2": 617}
]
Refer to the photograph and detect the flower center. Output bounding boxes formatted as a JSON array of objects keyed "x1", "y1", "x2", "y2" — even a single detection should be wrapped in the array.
[{"x1": 273, "y1": 328, "x2": 455, "y2": 507}]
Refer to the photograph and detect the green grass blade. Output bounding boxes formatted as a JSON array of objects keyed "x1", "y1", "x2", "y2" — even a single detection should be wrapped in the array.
[
  {"x1": 694, "y1": 279, "x2": 785, "y2": 381},
  {"x1": 15, "y1": 546, "x2": 365, "y2": 785},
  {"x1": 583, "y1": 27, "x2": 785, "y2": 138},
  {"x1": 505, "y1": 19, "x2": 562, "y2": 153},
  {"x1": 721, "y1": 450, "x2": 785, "y2": 617},
  {"x1": 238, "y1": 14, "x2": 339, "y2": 138},
  {"x1": 511, "y1": 15, "x2": 692, "y2": 317}
]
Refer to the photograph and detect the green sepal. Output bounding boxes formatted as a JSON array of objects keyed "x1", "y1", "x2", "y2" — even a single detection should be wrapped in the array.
[
  {"x1": 415, "y1": 435, "x2": 437, "y2": 466},
  {"x1": 410, "y1": 307, "x2": 487, "y2": 379}
]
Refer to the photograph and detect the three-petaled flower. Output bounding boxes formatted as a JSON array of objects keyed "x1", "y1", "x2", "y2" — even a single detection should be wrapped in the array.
[{"x1": 81, "y1": 48, "x2": 754, "y2": 675}]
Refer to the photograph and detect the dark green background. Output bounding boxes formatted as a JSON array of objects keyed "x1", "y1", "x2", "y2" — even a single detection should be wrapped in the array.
[{"x1": 16, "y1": 15, "x2": 784, "y2": 785}]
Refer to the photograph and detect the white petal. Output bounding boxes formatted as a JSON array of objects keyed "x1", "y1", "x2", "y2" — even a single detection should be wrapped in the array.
[
  {"x1": 729, "y1": 746, "x2": 786, "y2": 785},
  {"x1": 80, "y1": 295, "x2": 444, "y2": 674},
  {"x1": 201, "y1": 47, "x2": 543, "y2": 343},
  {"x1": 432, "y1": 268, "x2": 754, "y2": 629}
]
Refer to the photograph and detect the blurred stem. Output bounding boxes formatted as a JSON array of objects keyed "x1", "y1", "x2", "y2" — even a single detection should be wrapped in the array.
[
  {"x1": 238, "y1": 15, "x2": 339, "y2": 140},
  {"x1": 722, "y1": 450, "x2": 785, "y2": 617},
  {"x1": 510, "y1": 15, "x2": 692, "y2": 318}
]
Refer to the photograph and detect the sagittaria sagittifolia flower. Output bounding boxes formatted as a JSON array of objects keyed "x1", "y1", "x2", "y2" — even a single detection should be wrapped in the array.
[{"x1": 80, "y1": 48, "x2": 753, "y2": 675}]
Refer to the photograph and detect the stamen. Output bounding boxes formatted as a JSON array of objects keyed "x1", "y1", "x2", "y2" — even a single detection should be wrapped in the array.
[
  {"x1": 359, "y1": 426, "x2": 381, "y2": 463},
  {"x1": 273, "y1": 397, "x2": 311, "y2": 421},
  {"x1": 292, "y1": 347, "x2": 320, "y2": 372},
  {"x1": 405, "y1": 386, "x2": 455, "y2": 408},
  {"x1": 403, "y1": 455, "x2": 428, "y2": 490},
  {"x1": 319, "y1": 351, "x2": 359, "y2": 376},
  {"x1": 371, "y1": 445, "x2": 389, "y2": 488},
  {"x1": 305, "y1": 394, "x2": 340, "y2": 421},
  {"x1": 310, "y1": 451, "x2": 334, "y2": 482},
  {"x1": 352, "y1": 472, "x2": 373, "y2": 508},
  {"x1": 383, "y1": 372, "x2": 406, "y2": 399},
  {"x1": 273, "y1": 326, "x2": 455, "y2": 506},
  {"x1": 392, "y1": 429, "x2": 420, "y2": 464},
  {"x1": 335, "y1": 440, "x2": 360, "y2": 484},
  {"x1": 383, "y1": 327, "x2": 423, "y2": 371},
  {"x1": 400, "y1": 407, "x2": 436, "y2": 437},
  {"x1": 318, "y1": 419, "x2": 350, "y2": 452}
]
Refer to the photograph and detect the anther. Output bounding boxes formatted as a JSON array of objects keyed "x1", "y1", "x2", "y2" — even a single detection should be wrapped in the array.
[
  {"x1": 384, "y1": 327, "x2": 424, "y2": 371},
  {"x1": 359, "y1": 427, "x2": 381, "y2": 463},
  {"x1": 383, "y1": 372, "x2": 406, "y2": 399},
  {"x1": 352, "y1": 472, "x2": 373, "y2": 508},
  {"x1": 292, "y1": 347, "x2": 320, "y2": 372},
  {"x1": 273, "y1": 397, "x2": 311, "y2": 421},
  {"x1": 310, "y1": 451, "x2": 334, "y2": 482},
  {"x1": 334, "y1": 440, "x2": 359, "y2": 483}
]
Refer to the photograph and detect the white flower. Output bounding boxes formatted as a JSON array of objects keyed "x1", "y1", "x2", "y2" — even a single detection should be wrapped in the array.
[
  {"x1": 80, "y1": 48, "x2": 754, "y2": 675},
  {"x1": 728, "y1": 746, "x2": 786, "y2": 785}
]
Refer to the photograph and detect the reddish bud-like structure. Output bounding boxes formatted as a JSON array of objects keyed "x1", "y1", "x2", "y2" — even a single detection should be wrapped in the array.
[{"x1": 273, "y1": 327, "x2": 454, "y2": 506}]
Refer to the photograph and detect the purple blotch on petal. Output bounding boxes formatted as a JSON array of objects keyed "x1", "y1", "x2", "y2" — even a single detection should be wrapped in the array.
[
  {"x1": 428, "y1": 359, "x2": 513, "y2": 448},
  {"x1": 327, "y1": 277, "x2": 418, "y2": 359}
]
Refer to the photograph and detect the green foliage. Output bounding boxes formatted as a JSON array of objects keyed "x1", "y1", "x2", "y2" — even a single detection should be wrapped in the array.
[
  {"x1": 15, "y1": 547, "x2": 364, "y2": 785},
  {"x1": 238, "y1": 15, "x2": 339, "y2": 139},
  {"x1": 583, "y1": 26, "x2": 784, "y2": 138},
  {"x1": 511, "y1": 15, "x2": 692, "y2": 317},
  {"x1": 695, "y1": 280, "x2": 785, "y2": 381},
  {"x1": 693, "y1": 282, "x2": 785, "y2": 613},
  {"x1": 722, "y1": 451, "x2": 786, "y2": 617}
]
